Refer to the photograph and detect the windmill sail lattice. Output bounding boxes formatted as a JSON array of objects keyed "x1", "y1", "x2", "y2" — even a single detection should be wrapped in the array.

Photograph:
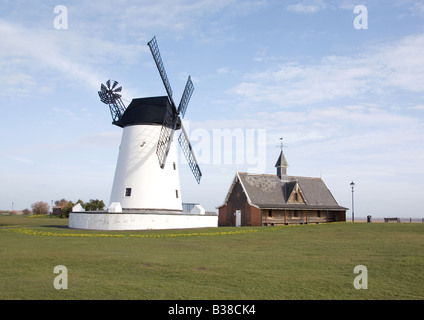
[
  {"x1": 179, "y1": 125, "x2": 202, "y2": 183},
  {"x1": 156, "y1": 109, "x2": 178, "y2": 169},
  {"x1": 147, "y1": 37, "x2": 175, "y2": 108},
  {"x1": 178, "y1": 76, "x2": 194, "y2": 118}
]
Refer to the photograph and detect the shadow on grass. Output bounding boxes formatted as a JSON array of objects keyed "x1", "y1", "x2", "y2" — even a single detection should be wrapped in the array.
[{"x1": 41, "y1": 225, "x2": 69, "y2": 229}]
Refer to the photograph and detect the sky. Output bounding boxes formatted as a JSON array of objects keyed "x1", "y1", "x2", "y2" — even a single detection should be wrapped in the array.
[{"x1": 1, "y1": 0, "x2": 423, "y2": 218}]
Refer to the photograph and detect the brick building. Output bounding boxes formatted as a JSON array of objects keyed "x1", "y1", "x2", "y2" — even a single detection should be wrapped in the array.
[{"x1": 217, "y1": 150, "x2": 347, "y2": 226}]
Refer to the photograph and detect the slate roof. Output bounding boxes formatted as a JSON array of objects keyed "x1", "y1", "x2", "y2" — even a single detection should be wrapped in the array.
[{"x1": 219, "y1": 172, "x2": 347, "y2": 211}]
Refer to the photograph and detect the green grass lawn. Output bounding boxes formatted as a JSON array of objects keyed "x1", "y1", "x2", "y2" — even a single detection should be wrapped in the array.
[{"x1": 0, "y1": 215, "x2": 423, "y2": 300}]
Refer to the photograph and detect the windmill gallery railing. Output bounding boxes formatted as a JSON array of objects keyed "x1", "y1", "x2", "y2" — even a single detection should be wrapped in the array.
[{"x1": 182, "y1": 203, "x2": 199, "y2": 213}]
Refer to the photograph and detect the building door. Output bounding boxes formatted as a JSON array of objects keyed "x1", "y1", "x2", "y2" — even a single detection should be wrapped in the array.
[{"x1": 235, "y1": 210, "x2": 241, "y2": 227}]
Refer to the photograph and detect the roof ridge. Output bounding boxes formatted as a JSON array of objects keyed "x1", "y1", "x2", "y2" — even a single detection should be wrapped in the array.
[
  {"x1": 238, "y1": 172, "x2": 278, "y2": 177},
  {"x1": 289, "y1": 175, "x2": 323, "y2": 180},
  {"x1": 238, "y1": 172, "x2": 323, "y2": 180}
]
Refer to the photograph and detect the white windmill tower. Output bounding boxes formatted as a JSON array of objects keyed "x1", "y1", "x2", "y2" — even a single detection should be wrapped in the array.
[{"x1": 98, "y1": 37, "x2": 202, "y2": 213}]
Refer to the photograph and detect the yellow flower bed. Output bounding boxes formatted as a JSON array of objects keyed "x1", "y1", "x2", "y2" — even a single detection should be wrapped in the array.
[
  {"x1": 0, "y1": 225, "x2": 28, "y2": 228},
  {"x1": 5, "y1": 227, "x2": 125, "y2": 238},
  {"x1": 3, "y1": 227, "x2": 258, "y2": 239},
  {"x1": 128, "y1": 230, "x2": 258, "y2": 238}
]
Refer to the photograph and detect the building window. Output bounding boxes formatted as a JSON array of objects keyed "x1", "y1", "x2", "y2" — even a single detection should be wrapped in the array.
[
  {"x1": 176, "y1": 190, "x2": 179, "y2": 198},
  {"x1": 173, "y1": 162, "x2": 177, "y2": 170},
  {"x1": 295, "y1": 193, "x2": 298, "y2": 201},
  {"x1": 293, "y1": 210, "x2": 298, "y2": 218},
  {"x1": 268, "y1": 209, "x2": 272, "y2": 217},
  {"x1": 125, "y1": 188, "x2": 132, "y2": 197},
  {"x1": 317, "y1": 211, "x2": 321, "y2": 218}
]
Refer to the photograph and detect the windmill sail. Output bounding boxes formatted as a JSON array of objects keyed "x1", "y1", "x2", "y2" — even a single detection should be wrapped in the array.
[
  {"x1": 178, "y1": 76, "x2": 194, "y2": 118},
  {"x1": 147, "y1": 36, "x2": 176, "y2": 111},
  {"x1": 178, "y1": 123, "x2": 202, "y2": 184},
  {"x1": 156, "y1": 106, "x2": 178, "y2": 168}
]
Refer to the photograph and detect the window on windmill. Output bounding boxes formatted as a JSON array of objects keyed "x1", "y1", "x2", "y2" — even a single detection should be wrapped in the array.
[
  {"x1": 175, "y1": 190, "x2": 179, "y2": 198},
  {"x1": 173, "y1": 162, "x2": 176, "y2": 170},
  {"x1": 125, "y1": 188, "x2": 132, "y2": 197}
]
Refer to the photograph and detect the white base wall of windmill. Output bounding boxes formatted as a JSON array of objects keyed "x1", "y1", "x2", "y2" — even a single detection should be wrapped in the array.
[
  {"x1": 109, "y1": 124, "x2": 183, "y2": 211},
  {"x1": 68, "y1": 212, "x2": 218, "y2": 231}
]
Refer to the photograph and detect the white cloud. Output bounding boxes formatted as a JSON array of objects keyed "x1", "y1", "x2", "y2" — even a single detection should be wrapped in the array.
[
  {"x1": 0, "y1": 0, "x2": 268, "y2": 99},
  {"x1": 0, "y1": 19, "x2": 144, "y2": 98},
  {"x1": 217, "y1": 67, "x2": 231, "y2": 74},
  {"x1": 6, "y1": 155, "x2": 33, "y2": 164},
  {"x1": 337, "y1": 1, "x2": 358, "y2": 11},
  {"x1": 411, "y1": 1, "x2": 424, "y2": 16},
  {"x1": 52, "y1": 107, "x2": 76, "y2": 117},
  {"x1": 287, "y1": 0, "x2": 327, "y2": 14},
  {"x1": 36, "y1": 131, "x2": 122, "y2": 152},
  {"x1": 229, "y1": 33, "x2": 424, "y2": 109},
  {"x1": 409, "y1": 105, "x2": 424, "y2": 110},
  {"x1": 77, "y1": 0, "x2": 263, "y2": 38}
]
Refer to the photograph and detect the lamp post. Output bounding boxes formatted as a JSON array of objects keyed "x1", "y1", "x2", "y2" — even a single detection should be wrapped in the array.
[{"x1": 350, "y1": 181, "x2": 355, "y2": 222}]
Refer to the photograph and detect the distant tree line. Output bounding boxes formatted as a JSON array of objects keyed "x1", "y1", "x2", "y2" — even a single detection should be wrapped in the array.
[{"x1": 27, "y1": 198, "x2": 105, "y2": 218}]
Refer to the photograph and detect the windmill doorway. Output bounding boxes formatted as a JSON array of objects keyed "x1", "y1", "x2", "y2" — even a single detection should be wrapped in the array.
[{"x1": 235, "y1": 210, "x2": 241, "y2": 227}]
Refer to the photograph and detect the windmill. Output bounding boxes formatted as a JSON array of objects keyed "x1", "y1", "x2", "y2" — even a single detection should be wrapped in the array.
[{"x1": 97, "y1": 36, "x2": 201, "y2": 212}]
